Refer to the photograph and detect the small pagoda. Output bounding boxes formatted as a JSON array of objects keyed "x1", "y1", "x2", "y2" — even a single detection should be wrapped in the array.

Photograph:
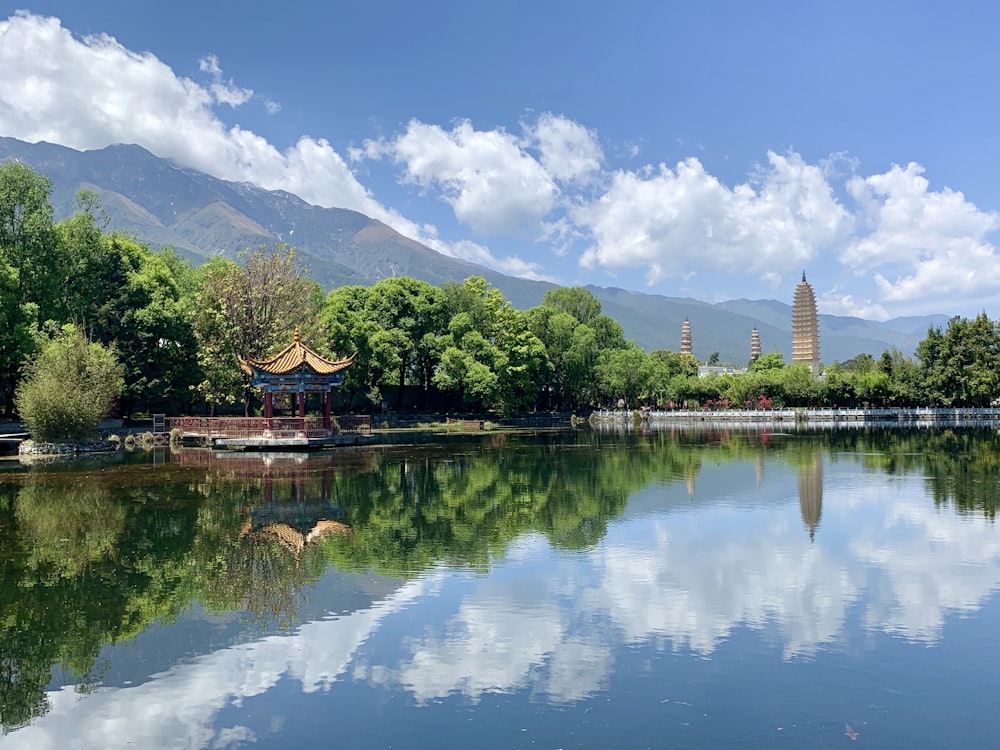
[{"x1": 239, "y1": 328, "x2": 353, "y2": 430}]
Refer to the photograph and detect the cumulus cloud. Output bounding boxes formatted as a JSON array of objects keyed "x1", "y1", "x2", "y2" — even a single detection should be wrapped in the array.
[
  {"x1": 365, "y1": 113, "x2": 601, "y2": 260},
  {"x1": 367, "y1": 118, "x2": 559, "y2": 237},
  {"x1": 841, "y1": 162, "x2": 1000, "y2": 307},
  {"x1": 523, "y1": 112, "x2": 603, "y2": 184},
  {"x1": 574, "y1": 151, "x2": 851, "y2": 285}
]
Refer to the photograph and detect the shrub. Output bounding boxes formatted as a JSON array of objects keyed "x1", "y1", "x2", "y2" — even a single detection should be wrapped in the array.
[{"x1": 15, "y1": 326, "x2": 124, "y2": 442}]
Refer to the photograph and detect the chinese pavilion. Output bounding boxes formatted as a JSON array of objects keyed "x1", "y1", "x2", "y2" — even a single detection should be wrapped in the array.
[{"x1": 239, "y1": 328, "x2": 353, "y2": 429}]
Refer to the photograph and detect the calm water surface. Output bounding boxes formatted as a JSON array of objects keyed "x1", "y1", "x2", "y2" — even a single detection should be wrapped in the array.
[{"x1": 2, "y1": 428, "x2": 999, "y2": 748}]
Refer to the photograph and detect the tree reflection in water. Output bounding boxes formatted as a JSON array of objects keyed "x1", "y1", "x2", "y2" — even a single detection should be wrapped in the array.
[{"x1": 2, "y1": 427, "x2": 1000, "y2": 731}]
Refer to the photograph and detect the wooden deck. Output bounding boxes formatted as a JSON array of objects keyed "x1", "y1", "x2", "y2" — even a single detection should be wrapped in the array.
[{"x1": 170, "y1": 415, "x2": 375, "y2": 449}]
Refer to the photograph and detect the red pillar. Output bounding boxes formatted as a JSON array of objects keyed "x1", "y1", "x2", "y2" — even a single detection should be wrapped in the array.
[
  {"x1": 298, "y1": 391, "x2": 306, "y2": 418},
  {"x1": 323, "y1": 389, "x2": 332, "y2": 430},
  {"x1": 264, "y1": 392, "x2": 273, "y2": 419}
]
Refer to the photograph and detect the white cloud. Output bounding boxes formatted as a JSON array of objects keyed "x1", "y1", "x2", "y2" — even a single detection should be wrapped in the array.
[
  {"x1": 574, "y1": 151, "x2": 851, "y2": 286},
  {"x1": 819, "y1": 287, "x2": 890, "y2": 320},
  {"x1": 841, "y1": 162, "x2": 1000, "y2": 306},
  {"x1": 437, "y1": 239, "x2": 557, "y2": 282},
  {"x1": 197, "y1": 54, "x2": 253, "y2": 107},
  {"x1": 369, "y1": 118, "x2": 559, "y2": 237},
  {"x1": 873, "y1": 243, "x2": 1000, "y2": 305},
  {"x1": 523, "y1": 112, "x2": 603, "y2": 184}
]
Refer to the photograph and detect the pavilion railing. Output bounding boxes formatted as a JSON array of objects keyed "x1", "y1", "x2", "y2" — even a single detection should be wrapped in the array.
[{"x1": 170, "y1": 415, "x2": 372, "y2": 439}]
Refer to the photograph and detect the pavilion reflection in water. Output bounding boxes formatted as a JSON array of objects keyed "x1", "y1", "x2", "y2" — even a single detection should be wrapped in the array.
[
  {"x1": 181, "y1": 450, "x2": 362, "y2": 561},
  {"x1": 238, "y1": 469, "x2": 353, "y2": 560}
]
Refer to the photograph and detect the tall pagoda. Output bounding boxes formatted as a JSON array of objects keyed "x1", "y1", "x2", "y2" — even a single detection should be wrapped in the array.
[
  {"x1": 680, "y1": 318, "x2": 692, "y2": 355},
  {"x1": 239, "y1": 328, "x2": 353, "y2": 429},
  {"x1": 750, "y1": 326, "x2": 762, "y2": 364},
  {"x1": 791, "y1": 273, "x2": 820, "y2": 376}
]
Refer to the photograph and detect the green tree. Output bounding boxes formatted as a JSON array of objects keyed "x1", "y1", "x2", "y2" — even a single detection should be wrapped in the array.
[
  {"x1": 917, "y1": 314, "x2": 1000, "y2": 406},
  {"x1": 541, "y1": 286, "x2": 602, "y2": 326},
  {"x1": 0, "y1": 263, "x2": 36, "y2": 416},
  {"x1": 367, "y1": 277, "x2": 446, "y2": 409},
  {"x1": 838, "y1": 352, "x2": 876, "y2": 373},
  {"x1": 526, "y1": 307, "x2": 600, "y2": 409},
  {"x1": 595, "y1": 345, "x2": 650, "y2": 408},
  {"x1": 323, "y1": 285, "x2": 397, "y2": 409},
  {"x1": 321, "y1": 279, "x2": 446, "y2": 411},
  {"x1": 0, "y1": 162, "x2": 62, "y2": 318},
  {"x1": 0, "y1": 163, "x2": 66, "y2": 415},
  {"x1": 111, "y1": 239, "x2": 201, "y2": 416},
  {"x1": 54, "y1": 193, "x2": 125, "y2": 333},
  {"x1": 748, "y1": 351, "x2": 784, "y2": 372},
  {"x1": 435, "y1": 277, "x2": 549, "y2": 413},
  {"x1": 15, "y1": 326, "x2": 124, "y2": 441}
]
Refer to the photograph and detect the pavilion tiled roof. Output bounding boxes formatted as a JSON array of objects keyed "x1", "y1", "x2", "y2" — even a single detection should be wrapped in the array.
[{"x1": 239, "y1": 328, "x2": 353, "y2": 377}]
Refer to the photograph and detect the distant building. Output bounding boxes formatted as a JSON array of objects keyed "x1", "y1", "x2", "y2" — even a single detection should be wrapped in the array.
[
  {"x1": 680, "y1": 318, "x2": 692, "y2": 355},
  {"x1": 750, "y1": 326, "x2": 761, "y2": 364},
  {"x1": 697, "y1": 365, "x2": 743, "y2": 377},
  {"x1": 791, "y1": 273, "x2": 820, "y2": 375}
]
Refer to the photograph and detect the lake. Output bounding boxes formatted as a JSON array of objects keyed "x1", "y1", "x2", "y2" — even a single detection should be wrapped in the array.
[{"x1": 2, "y1": 427, "x2": 999, "y2": 748}]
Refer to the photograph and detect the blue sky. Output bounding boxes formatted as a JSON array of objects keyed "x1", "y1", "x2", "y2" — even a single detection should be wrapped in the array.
[{"x1": 0, "y1": 1, "x2": 997, "y2": 319}]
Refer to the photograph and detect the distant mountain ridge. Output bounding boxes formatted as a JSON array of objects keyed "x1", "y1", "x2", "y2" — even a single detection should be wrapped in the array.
[{"x1": 0, "y1": 137, "x2": 948, "y2": 364}]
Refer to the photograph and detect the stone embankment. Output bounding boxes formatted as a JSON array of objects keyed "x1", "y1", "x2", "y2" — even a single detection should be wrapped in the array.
[
  {"x1": 592, "y1": 407, "x2": 1000, "y2": 428},
  {"x1": 18, "y1": 439, "x2": 119, "y2": 456}
]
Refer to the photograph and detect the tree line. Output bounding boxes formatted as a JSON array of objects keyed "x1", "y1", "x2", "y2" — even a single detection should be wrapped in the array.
[{"x1": 2, "y1": 161, "x2": 1000, "y2": 424}]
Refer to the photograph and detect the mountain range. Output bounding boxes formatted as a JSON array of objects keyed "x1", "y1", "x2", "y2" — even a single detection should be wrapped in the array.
[{"x1": 0, "y1": 136, "x2": 948, "y2": 364}]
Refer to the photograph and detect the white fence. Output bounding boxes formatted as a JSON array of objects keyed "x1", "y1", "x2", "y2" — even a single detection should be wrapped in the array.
[{"x1": 592, "y1": 407, "x2": 1000, "y2": 425}]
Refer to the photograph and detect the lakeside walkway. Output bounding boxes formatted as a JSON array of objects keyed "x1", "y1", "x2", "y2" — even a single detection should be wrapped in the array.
[{"x1": 592, "y1": 407, "x2": 1000, "y2": 428}]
